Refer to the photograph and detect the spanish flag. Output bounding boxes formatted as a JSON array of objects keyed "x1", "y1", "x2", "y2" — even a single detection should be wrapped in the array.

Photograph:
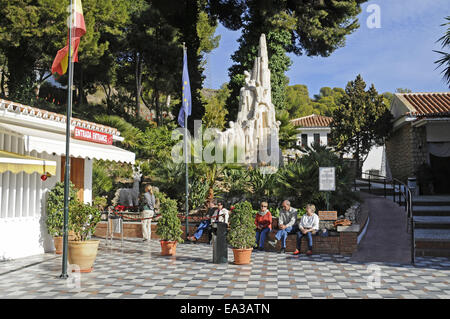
[
  {"x1": 51, "y1": 0, "x2": 86, "y2": 76},
  {"x1": 72, "y1": 0, "x2": 86, "y2": 38}
]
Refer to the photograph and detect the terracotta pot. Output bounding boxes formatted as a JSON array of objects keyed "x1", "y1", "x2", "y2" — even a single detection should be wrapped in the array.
[
  {"x1": 68, "y1": 240, "x2": 100, "y2": 273},
  {"x1": 160, "y1": 240, "x2": 177, "y2": 256},
  {"x1": 53, "y1": 236, "x2": 63, "y2": 254},
  {"x1": 232, "y1": 248, "x2": 253, "y2": 265}
]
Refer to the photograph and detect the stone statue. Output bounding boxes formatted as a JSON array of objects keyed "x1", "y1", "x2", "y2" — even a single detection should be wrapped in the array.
[
  {"x1": 216, "y1": 34, "x2": 280, "y2": 166},
  {"x1": 112, "y1": 165, "x2": 142, "y2": 208}
]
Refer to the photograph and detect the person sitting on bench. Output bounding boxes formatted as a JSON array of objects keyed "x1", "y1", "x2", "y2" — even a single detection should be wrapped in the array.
[
  {"x1": 187, "y1": 199, "x2": 217, "y2": 243},
  {"x1": 293, "y1": 204, "x2": 319, "y2": 256},
  {"x1": 254, "y1": 201, "x2": 272, "y2": 251},
  {"x1": 269, "y1": 200, "x2": 298, "y2": 253}
]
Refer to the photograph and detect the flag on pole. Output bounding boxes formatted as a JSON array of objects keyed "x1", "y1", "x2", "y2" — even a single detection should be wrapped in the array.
[
  {"x1": 51, "y1": 37, "x2": 81, "y2": 76},
  {"x1": 178, "y1": 49, "x2": 191, "y2": 128},
  {"x1": 72, "y1": 0, "x2": 86, "y2": 38},
  {"x1": 51, "y1": 0, "x2": 86, "y2": 75}
]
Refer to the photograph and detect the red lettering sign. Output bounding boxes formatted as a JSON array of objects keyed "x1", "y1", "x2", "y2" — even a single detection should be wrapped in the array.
[{"x1": 73, "y1": 126, "x2": 113, "y2": 145}]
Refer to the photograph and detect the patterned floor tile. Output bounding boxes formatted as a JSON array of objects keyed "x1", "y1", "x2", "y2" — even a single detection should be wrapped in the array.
[{"x1": 0, "y1": 238, "x2": 449, "y2": 299}]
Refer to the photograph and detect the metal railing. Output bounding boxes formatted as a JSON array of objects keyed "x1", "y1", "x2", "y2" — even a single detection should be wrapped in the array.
[{"x1": 355, "y1": 172, "x2": 415, "y2": 264}]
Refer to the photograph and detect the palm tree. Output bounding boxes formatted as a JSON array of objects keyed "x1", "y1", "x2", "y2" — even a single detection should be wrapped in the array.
[{"x1": 435, "y1": 16, "x2": 450, "y2": 87}]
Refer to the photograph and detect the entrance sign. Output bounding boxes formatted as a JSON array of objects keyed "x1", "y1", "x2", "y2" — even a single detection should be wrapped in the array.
[
  {"x1": 319, "y1": 167, "x2": 336, "y2": 191},
  {"x1": 74, "y1": 126, "x2": 113, "y2": 145}
]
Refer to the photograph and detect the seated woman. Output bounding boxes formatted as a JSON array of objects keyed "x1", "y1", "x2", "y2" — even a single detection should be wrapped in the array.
[
  {"x1": 254, "y1": 201, "x2": 272, "y2": 251},
  {"x1": 293, "y1": 204, "x2": 319, "y2": 256},
  {"x1": 210, "y1": 201, "x2": 229, "y2": 225},
  {"x1": 187, "y1": 200, "x2": 217, "y2": 243}
]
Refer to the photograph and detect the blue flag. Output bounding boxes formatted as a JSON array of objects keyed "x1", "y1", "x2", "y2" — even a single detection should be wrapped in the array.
[{"x1": 178, "y1": 49, "x2": 191, "y2": 128}]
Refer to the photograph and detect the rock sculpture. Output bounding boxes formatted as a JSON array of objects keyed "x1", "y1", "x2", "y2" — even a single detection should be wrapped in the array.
[{"x1": 219, "y1": 34, "x2": 280, "y2": 166}]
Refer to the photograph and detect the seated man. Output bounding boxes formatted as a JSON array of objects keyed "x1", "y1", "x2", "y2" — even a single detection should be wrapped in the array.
[
  {"x1": 269, "y1": 200, "x2": 298, "y2": 253},
  {"x1": 254, "y1": 201, "x2": 272, "y2": 251},
  {"x1": 187, "y1": 199, "x2": 216, "y2": 243},
  {"x1": 293, "y1": 204, "x2": 319, "y2": 256}
]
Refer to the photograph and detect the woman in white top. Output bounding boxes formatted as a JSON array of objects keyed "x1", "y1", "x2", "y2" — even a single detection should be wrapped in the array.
[
  {"x1": 211, "y1": 201, "x2": 229, "y2": 225},
  {"x1": 293, "y1": 204, "x2": 320, "y2": 256}
]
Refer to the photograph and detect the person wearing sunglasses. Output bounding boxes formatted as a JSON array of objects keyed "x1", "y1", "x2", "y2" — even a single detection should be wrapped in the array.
[{"x1": 254, "y1": 201, "x2": 272, "y2": 251}]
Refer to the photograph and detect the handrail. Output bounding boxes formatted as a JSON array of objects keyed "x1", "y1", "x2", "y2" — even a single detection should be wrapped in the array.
[{"x1": 356, "y1": 172, "x2": 415, "y2": 264}]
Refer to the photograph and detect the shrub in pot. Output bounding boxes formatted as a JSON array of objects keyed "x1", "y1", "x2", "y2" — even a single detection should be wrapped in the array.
[
  {"x1": 46, "y1": 181, "x2": 78, "y2": 254},
  {"x1": 68, "y1": 201, "x2": 102, "y2": 272},
  {"x1": 227, "y1": 201, "x2": 256, "y2": 264},
  {"x1": 156, "y1": 193, "x2": 183, "y2": 256}
]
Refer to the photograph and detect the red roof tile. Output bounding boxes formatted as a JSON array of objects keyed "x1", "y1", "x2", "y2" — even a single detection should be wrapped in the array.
[
  {"x1": 290, "y1": 114, "x2": 332, "y2": 128},
  {"x1": 0, "y1": 99, "x2": 120, "y2": 136},
  {"x1": 400, "y1": 92, "x2": 450, "y2": 117}
]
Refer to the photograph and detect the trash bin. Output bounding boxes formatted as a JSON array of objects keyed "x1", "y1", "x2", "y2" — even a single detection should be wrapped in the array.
[{"x1": 211, "y1": 222, "x2": 228, "y2": 264}]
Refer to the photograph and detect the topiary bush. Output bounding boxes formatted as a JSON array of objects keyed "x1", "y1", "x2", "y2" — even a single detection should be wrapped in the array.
[
  {"x1": 227, "y1": 201, "x2": 256, "y2": 249},
  {"x1": 69, "y1": 201, "x2": 102, "y2": 241},
  {"x1": 46, "y1": 181, "x2": 79, "y2": 237},
  {"x1": 156, "y1": 193, "x2": 184, "y2": 243}
]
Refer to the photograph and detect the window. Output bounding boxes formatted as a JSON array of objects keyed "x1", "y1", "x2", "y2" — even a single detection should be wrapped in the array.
[
  {"x1": 314, "y1": 133, "x2": 320, "y2": 145},
  {"x1": 301, "y1": 134, "x2": 308, "y2": 147}
]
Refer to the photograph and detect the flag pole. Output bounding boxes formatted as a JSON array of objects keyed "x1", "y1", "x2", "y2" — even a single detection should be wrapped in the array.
[
  {"x1": 183, "y1": 43, "x2": 189, "y2": 241},
  {"x1": 60, "y1": 0, "x2": 74, "y2": 279}
]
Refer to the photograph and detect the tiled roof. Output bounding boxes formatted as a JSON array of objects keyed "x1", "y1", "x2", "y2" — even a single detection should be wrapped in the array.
[
  {"x1": 0, "y1": 99, "x2": 120, "y2": 136},
  {"x1": 290, "y1": 114, "x2": 333, "y2": 128},
  {"x1": 398, "y1": 92, "x2": 450, "y2": 117}
]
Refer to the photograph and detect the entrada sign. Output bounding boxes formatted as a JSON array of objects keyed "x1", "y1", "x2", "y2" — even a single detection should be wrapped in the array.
[{"x1": 73, "y1": 126, "x2": 113, "y2": 145}]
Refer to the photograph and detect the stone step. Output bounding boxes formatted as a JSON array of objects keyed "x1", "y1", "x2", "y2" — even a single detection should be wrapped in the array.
[
  {"x1": 413, "y1": 201, "x2": 450, "y2": 206},
  {"x1": 413, "y1": 206, "x2": 450, "y2": 217},
  {"x1": 413, "y1": 216, "x2": 450, "y2": 229},
  {"x1": 414, "y1": 229, "x2": 450, "y2": 242},
  {"x1": 415, "y1": 248, "x2": 450, "y2": 257}
]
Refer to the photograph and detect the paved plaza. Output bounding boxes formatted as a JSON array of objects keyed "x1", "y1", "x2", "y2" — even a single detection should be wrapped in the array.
[{"x1": 0, "y1": 238, "x2": 449, "y2": 299}]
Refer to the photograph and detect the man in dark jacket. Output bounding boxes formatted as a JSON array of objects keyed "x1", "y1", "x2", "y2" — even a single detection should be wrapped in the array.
[{"x1": 187, "y1": 199, "x2": 217, "y2": 243}]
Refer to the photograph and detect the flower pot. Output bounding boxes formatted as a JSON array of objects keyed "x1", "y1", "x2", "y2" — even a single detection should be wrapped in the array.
[
  {"x1": 68, "y1": 240, "x2": 100, "y2": 273},
  {"x1": 53, "y1": 236, "x2": 63, "y2": 254},
  {"x1": 160, "y1": 240, "x2": 177, "y2": 256},
  {"x1": 232, "y1": 248, "x2": 253, "y2": 265}
]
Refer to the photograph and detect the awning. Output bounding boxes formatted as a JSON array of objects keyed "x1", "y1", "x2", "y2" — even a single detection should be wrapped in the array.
[
  {"x1": 0, "y1": 150, "x2": 57, "y2": 175},
  {"x1": 0, "y1": 122, "x2": 135, "y2": 164}
]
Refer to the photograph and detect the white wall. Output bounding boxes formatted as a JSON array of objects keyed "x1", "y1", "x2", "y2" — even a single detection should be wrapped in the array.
[
  {"x1": 296, "y1": 129, "x2": 330, "y2": 147},
  {"x1": 0, "y1": 130, "x2": 58, "y2": 260},
  {"x1": 362, "y1": 145, "x2": 385, "y2": 175},
  {"x1": 84, "y1": 158, "x2": 93, "y2": 204}
]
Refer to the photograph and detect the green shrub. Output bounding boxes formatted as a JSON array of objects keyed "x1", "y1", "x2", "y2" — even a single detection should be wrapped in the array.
[
  {"x1": 227, "y1": 201, "x2": 256, "y2": 249},
  {"x1": 276, "y1": 144, "x2": 358, "y2": 213},
  {"x1": 46, "y1": 181, "x2": 79, "y2": 237},
  {"x1": 69, "y1": 201, "x2": 102, "y2": 241},
  {"x1": 156, "y1": 193, "x2": 184, "y2": 243}
]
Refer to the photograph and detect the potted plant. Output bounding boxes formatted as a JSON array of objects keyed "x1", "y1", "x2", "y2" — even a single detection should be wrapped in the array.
[
  {"x1": 227, "y1": 201, "x2": 256, "y2": 265},
  {"x1": 67, "y1": 201, "x2": 102, "y2": 273},
  {"x1": 156, "y1": 193, "x2": 183, "y2": 256},
  {"x1": 46, "y1": 181, "x2": 78, "y2": 254}
]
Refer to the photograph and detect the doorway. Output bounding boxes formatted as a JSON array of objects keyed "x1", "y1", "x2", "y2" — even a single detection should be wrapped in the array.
[{"x1": 430, "y1": 154, "x2": 450, "y2": 194}]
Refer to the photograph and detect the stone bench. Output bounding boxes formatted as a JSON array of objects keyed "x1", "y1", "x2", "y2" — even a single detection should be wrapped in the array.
[{"x1": 95, "y1": 219, "x2": 364, "y2": 256}]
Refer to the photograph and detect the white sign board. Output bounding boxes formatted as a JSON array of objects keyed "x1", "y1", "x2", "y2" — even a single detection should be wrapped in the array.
[{"x1": 319, "y1": 167, "x2": 335, "y2": 191}]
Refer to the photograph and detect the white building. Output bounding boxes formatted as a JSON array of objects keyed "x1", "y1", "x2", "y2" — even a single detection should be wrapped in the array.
[
  {"x1": 289, "y1": 114, "x2": 385, "y2": 175},
  {"x1": 0, "y1": 99, "x2": 135, "y2": 260}
]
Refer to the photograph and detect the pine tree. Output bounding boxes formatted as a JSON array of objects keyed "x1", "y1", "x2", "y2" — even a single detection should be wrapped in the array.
[{"x1": 330, "y1": 75, "x2": 393, "y2": 177}]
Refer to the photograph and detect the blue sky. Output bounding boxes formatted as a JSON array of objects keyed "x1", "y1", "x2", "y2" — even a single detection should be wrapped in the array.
[{"x1": 204, "y1": 0, "x2": 450, "y2": 97}]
